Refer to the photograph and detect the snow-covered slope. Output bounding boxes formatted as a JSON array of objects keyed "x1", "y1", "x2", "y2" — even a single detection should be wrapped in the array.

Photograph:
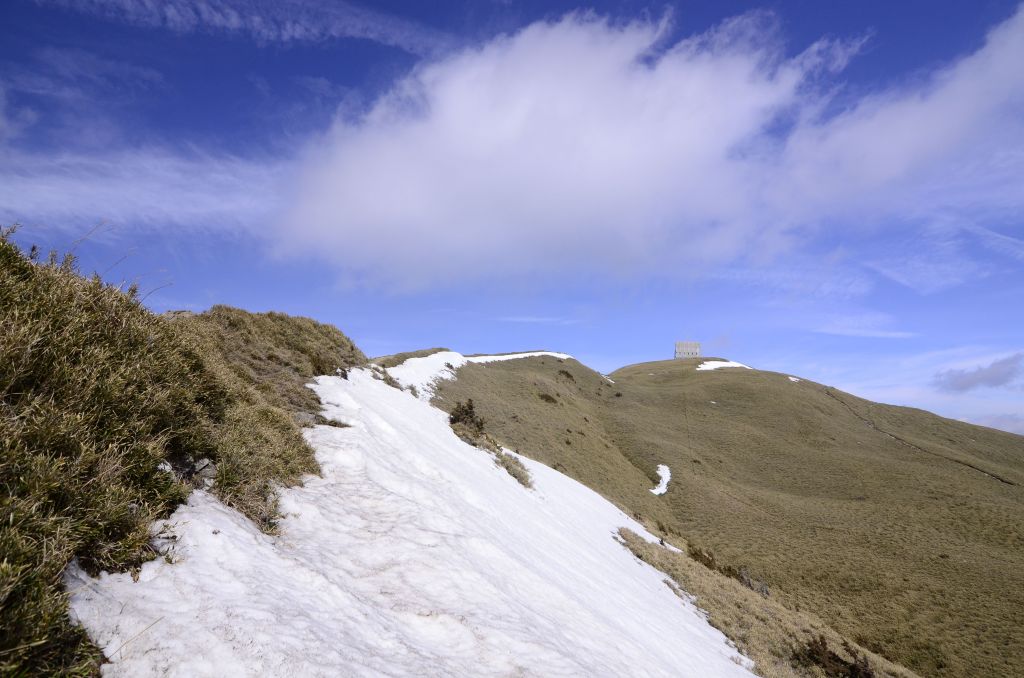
[{"x1": 65, "y1": 358, "x2": 752, "y2": 677}]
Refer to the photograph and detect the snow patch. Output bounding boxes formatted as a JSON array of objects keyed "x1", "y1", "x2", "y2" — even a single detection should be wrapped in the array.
[
  {"x1": 650, "y1": 465, "x2": 671, "y2": 496},
  {"x1": 66, "y1": 367, "x2": 750, "y2": 677},
  {"x1": 384, "y1": 350, "x2": 466, "y2": 399},
  {"x1": 788, "y1": 376, "x2": 801, "y2": 383},
  {"x1": 470, "y1": 351, "x2": 572, "y2": 364},
  {"x1": 387, "y1": 350, "x2": 572, "y2": 401},
  {"x1": 696, "y1": 360, "x2": 752, "y2": 371}
]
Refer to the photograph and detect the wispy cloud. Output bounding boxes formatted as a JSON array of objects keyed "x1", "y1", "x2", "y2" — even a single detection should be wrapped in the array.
[
  {"x1": 0, "y1": 86, "x2": 35, "y2": 143},
  {"x1": 38, "y1": 0, "x2": 454, "y2": 55},
  {"x1": 0, "y1": 46, "x2": 166, "y2": 147},
  {"x1": 498, "y1": 316, "x2": 578, "y2": 325},
  {"x1": 714, "y1": 262, "x2": 873, "y2": 300},
  {"x1": 866, "y1": 227, "x2": 990, "y2": 294},
  {"x1": 933, "y1": 352, "x2": 1024, "y2": 392},
  {"x1": 815, "y1": 315, "x2": 916, "y2": 339},
  {"x1": 0, "y1": 148, "x2": 287, "y2": 231},
  {"x1": 968, "y1": 224, "x2": 1024, "y2": 262},
  {"x1": 18, "y1": 46, "x2": 164, "y2": 100}
]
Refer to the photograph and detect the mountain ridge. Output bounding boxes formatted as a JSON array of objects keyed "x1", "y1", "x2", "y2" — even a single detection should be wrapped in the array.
[{"x1": 432, "y1": 352, "x2": 1024, "y2": 677}]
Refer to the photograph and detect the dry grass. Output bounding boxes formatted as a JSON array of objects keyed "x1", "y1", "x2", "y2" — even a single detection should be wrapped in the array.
[
  {"x1": 1, "y1": 231, "x2": 221, "y2": 675},
  {"x1": 620, "y1": 530, "x2": 915, "y2": 678},
  {"x1": 174, "y1": 306, "x2": 365, "y2": 528},
  {"x1": 0, "y1": 230, "x2": 364, "y2": 675},
  {"x1": 366, "y1": 363, "x2": 403, "y2": 390},
  {"x1": 493, "y1": 451, "x2": 533, "y2": 488},
  {"x1": 435, "y1": 355, "x2": 1024, "y2": 678}
]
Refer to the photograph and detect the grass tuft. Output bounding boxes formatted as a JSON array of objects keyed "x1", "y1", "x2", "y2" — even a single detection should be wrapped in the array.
[{"x1": 494, "y1": 451, "x2": 533, "y2": 488}]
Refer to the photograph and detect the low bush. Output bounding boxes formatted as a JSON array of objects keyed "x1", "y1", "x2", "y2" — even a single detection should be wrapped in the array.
[
  {"x1": 450, "y1": 399, "x2": 485, "y2": 436},
  {"x1": 792, "y1": 635, "x2": 875, "y2": 678},
  {"x1": 687, "y1": 544, "x2": 770, "y2": 597}
]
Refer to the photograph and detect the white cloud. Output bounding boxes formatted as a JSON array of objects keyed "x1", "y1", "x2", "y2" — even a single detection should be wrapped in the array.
[
  {"x1": 40, "y1": 0, "x2": 453, "y2": 55},
  {"x1": 5, "y1": 6, "x2": 1024, "y2": 292},
  {"x1": 280, "y1": 6, "x2": 1024, "y2": 289}
]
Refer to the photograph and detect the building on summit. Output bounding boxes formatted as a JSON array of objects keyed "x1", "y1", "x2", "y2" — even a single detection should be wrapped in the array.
[{"x1": 674, "y1": 341, "x2": 701, "y2": 359}]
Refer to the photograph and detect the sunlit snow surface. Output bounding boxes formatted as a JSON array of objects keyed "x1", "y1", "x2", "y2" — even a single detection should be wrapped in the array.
[
  {"x1": 650, "y1": 465, "x2": 672, "y2": 495},
  {"x1": 66, "y1": 363, "x2": 752, "y2": 677},
  {"x1": 695, "y1": 360, "x2": 752, "y2": 371}
]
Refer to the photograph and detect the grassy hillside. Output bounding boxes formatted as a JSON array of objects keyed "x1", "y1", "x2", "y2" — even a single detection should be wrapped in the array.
[
  {"x1": 0, "y1": 230, "x2": 364, "y2": 675},
  {"x1": 434, "y1": 355, "x2": 1024, "y2": 677}
]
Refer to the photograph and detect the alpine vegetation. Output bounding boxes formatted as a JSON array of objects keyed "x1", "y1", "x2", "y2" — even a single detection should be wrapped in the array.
[
  {"x1": 0, "y1": 230, "x2": 364, "y2": 674},
  {"x1": 66, "y1": 361, "x2": 752, "y2": 676}
]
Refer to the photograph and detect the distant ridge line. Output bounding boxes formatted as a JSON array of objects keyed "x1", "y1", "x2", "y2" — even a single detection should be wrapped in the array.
[{"x1": 824, "y1": 388, "x2": 1016, "y2": 486}]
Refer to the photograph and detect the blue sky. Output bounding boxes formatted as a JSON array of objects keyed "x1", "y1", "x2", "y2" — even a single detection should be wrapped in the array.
[{"x1": 2, "y1": 0, "x2": 1023, "y2": 434}]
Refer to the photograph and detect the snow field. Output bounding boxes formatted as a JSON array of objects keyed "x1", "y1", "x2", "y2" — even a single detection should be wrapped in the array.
[{"x1": 66, "y1": 363, "x2": 752, "y2": 677}]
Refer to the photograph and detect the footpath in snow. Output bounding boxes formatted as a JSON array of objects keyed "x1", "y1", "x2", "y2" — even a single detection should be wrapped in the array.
[{"x1": 66, "y1": 353, "x2": 752, "y2": 677}]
